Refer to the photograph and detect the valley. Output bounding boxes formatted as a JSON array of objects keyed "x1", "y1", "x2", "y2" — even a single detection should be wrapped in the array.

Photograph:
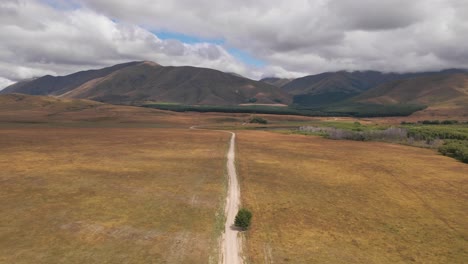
[
  {"x1": 0, "y1": 60, "x2": 467, "y2": 264},
  {"x1": 2, "y1": 1, "x2": 467, "y2": 263}
]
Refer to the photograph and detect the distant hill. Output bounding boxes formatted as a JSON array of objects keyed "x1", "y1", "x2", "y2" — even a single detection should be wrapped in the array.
[
  {"x1": 260, "y1": 77, "x2": 293, "y2": 88},
  {"x1": 1, "y1": 62, "x2": 142, "y2": 96},
  {"x1": 0, "y1": 93, "x2": 101, "y2": 111},
  {"x1": 1, "y1": 61, "x2": 291, "y2": 106},
  {"x1": 283, "y1": 69, "x2": 468, "y2": 107},
  {"x1": 0, "y1": 93, "x2": 182, "y2": 124},
  {"x1": 353, "y1": 73, "x2": 468, "y2": 117}
]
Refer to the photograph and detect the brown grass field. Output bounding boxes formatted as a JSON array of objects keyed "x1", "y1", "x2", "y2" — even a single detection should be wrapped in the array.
[
  {"x1": 2, "y1": 94, "x2": 468, "y2": 263},
  {"x1": 0, "y1": 94, "x2": 323, "y2": 129},
  {"x1": 236, "y1": 131, "x2": 468, "y2": 263},
  {"x1": 0, "y1": 128, "x2": 229, "y2": 263}
]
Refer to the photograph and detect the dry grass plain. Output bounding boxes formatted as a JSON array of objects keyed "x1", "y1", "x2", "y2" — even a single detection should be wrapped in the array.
[
  {"x1": 0, "y1": 128, "x2": 229, "y2": 263},
  {"x1": 0, "y1": 94, "x2": 322, "y2": 129},
  {"x1": 2, "y1": 94, "x2": 468, "y2": 263},
  {"x1": 236, "y1": 131, "x2": 468, "y2": 263}
]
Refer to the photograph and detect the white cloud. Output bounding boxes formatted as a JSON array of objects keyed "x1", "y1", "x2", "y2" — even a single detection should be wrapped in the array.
[
  {"x1": 0, "y1": 0, "x2": 467, "y2": 85},
  {"x1": 0, "y1": 77, "x2": 14, "y2": 90},
  {"x1": 79, "y1": 0, "x2": 468, "y2": 75},
  {"x1": 0, "y1": 0, "x2": 252, "y2": 85}
]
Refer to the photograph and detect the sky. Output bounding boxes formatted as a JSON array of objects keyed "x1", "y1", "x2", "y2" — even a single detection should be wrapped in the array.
[{"x1": 1, "y1": 0, "x2": 467, "y2": 89}]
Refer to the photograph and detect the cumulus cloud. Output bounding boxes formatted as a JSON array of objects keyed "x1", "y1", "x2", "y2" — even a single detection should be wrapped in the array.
[
  {"x1": 79, "y1": 0, "x2": 468, "y2": 75},
  {"x1": 0, "y1": 77, "x2": 14, "y2": 90},
  {"x1": 0, "y1": 0, "x2": 467, "y2": 88},
  {"x1": 0, "y1": 0, "x2": 251, "y2": 89}
]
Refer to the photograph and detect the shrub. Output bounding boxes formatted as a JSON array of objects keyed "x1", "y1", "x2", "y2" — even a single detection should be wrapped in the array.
[
  {"x1": 439, "y1": 140, "x2": 468, "y2": 163},
  {"x1": 421, "y1": 120, "x2": 440, "y2": 125},
  {"x1": 418, "y1": 120, "x2": 460, "y2": 125},
  {"x1": 249, "y1": 116, "x2": 268, "y2": 124},
  {"x1": 442, "y1": 120, "x2": 459, "y2": 125},
  {"x1": 401, "y1": 121, "x2": 415, "y2": 125},
  {"x1": 234, "y1": 208, "x2": 252, "y2": 230},
  {"x1": 299, "y1": 126, "x2": 408, "y2": 142}
]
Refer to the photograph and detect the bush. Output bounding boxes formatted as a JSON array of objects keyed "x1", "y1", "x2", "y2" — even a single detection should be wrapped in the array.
[
  {"x1": 407, "y1": 127, "x2": 468, "y2": 141},
  {"x1": 249, "y1": 116, "x2": 268, "y2": 124},
  {"x1": 234, "y1": 208, "x2": 252, "y2": 230},
  {"x1": 419, "y1": 120, "x2": 460, "y2": 125},
  {"x1": 299, "y1": 126, "x2": 408, "y2": 142},
  {"x1": 439, "y1": 140, "x2": 468, "y2": 163},
  {"x1": 421, "y1": 120, "x2": 440, "y2": 125},
  {"x1": 442, "y1": 120, "x2": 459, "y2": 125}
]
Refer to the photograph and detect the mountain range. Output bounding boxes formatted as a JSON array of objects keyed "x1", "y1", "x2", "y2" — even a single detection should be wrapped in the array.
[
  {"x1": 2, "y1": 61, "x2": 291, "y2": 106},
  {"x1": 262, "y1": 69, "x2": 468, "y2": 107},
  {"x1": 1, "y1": 61, "x2": 467, "y2": 117}
]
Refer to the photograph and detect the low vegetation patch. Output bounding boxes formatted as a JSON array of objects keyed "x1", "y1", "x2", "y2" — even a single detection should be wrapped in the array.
[
  {"x1": 439, "y1": 140, "x2": 468, "y2": 163},
  {"x1": 298, "y1": 121, "x2": 468, "y2": 163},
  {"x1": 316, "y1": 103, "x2": 427, "y2": 117},
  {"x1": 249, "y1": 116, "x2": 268, "y2": 124},
  {"x1": 142, "y1": 102, "x2": 426, "y2": 117},
  {"x1": 299, "y1": 126, "x2": 408, "y2": 142},
  {"x1": 402, "y1": 119, "x2": 462, "y2": 125}
]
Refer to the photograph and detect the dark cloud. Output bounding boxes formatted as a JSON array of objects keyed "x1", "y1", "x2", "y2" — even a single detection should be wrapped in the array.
[{"x1": 328, "y1": 0, "x2": 427, "y2": 31}]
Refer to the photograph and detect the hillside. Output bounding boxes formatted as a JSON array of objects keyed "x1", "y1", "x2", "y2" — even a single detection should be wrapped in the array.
[
  {"x1": 354, "y1": 73, "x2": 468, "y2": 118},
  {"x1": 1, "y1": 61, "x2": 291, "y2": 106},
  {"x1": 284, "y1": 69, "x2": 468, "y2": 107},
  {"x1": 0, "y1": 93, "x2": 101, "y2": 112},
  {"x1": 355, "y1": 73, "x2": 468, "y2": 104},
  {"x1": 1, "y1": 62, "x2": 142, "y2": 96},
  {"x1": 0, "y1": 93, "x2": 181, "y2": 125},
  {"x1": 260, "y1": 77, "x2": 292, "y2": 87}
]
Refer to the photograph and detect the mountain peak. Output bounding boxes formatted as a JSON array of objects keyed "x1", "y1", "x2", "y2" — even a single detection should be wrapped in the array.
[{"x1": 139, "y1": 61, "x2": 161, "y2": 67}]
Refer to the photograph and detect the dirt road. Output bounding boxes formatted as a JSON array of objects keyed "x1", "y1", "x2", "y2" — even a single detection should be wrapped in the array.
[
  {"x1": 221, "y1": 132, "x2": 243, "y2": 264},
  {"x1": 190, "y1": 126, "x2": 242, "y2": 263}
]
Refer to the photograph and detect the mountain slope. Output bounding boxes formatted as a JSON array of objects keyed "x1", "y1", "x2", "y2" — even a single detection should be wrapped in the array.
[
  {"x1": 355, "y1": 73, "x2": 468, "y2": 105},
  {"x1": 1, "y1": 62, "x2": 142, "y2": 96},
  {"x1": 2, "y1": 61, "x2": 291, "y2": 106},
  {"x1": 260, "y1": 77, "x2": 293, "y2": 88},
  {"x1": 353, "y1": 73, "x2": 468, "y2": 118},
  {"x1": 0, "y1": 93, "x2": 183, "y2": 124},
  {"x1": 284, "y1": 70, "x2": 468, "y2": 107}
]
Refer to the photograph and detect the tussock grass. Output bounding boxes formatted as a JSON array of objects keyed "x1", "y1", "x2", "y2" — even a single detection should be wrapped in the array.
[
  {"x1": 0, "y1": 128, "x2": 229, "y2": 263},
  {"x1": 237, "y1": 131, "x2": 468, "y2": 263}
]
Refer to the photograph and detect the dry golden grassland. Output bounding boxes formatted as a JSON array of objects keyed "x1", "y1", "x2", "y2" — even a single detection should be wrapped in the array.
[
  {"x1": 236, "y1": 131, "x2": 468, "y2": 263},
  {"x1": 0, "y1": 128, "x2": 229, "y2": 263}
]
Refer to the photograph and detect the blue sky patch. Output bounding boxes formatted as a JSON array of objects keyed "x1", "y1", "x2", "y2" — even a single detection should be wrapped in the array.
[
  {"x1": 155, "y1": 31, "x2": 224, "y2": 45},
  {"x1": 227, "y1": 48, "x2": 266, "y2": 67},
  {"x1": 41, "y1": 0, "x2": 81, "y2": 10},
  {"x1": 155, "y1": 31, "x2": 265, "y2": 67}
]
